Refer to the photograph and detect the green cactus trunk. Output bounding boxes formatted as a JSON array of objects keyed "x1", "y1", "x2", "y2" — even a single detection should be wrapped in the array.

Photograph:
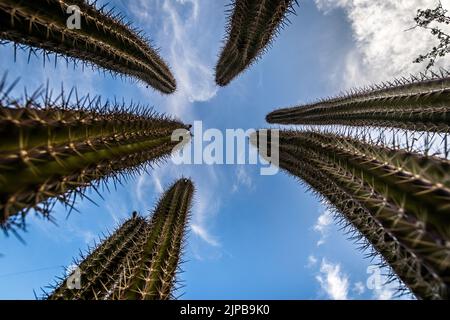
[
  {"x1": 215, "y1": 0, "x2": 296, "y2": 86},
  {"x1": 48, "y1": 216, "x2": 148, "y2": 300},
  {"x1": 0, "y1": 90, "x2": 190, "y2": 230},
  {"x1": 110, "y1": 178, "x2": 194, "y2": 300},
  {"x1": 0, "y1": 0, "x2": 176, "y2": 93},
  {"x1": 47, "y1": 178, "x2": 194, "y2": 300},
  {"x1": 266, "y1": 75, "x2": 450, "y2": 132},
  {"x1": 251, "y1": 130, "x2": 450, "y2": 299}
]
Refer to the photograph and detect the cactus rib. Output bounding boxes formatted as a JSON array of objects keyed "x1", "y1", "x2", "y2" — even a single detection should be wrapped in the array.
[{"x1": 111, "y1": 178, "x2": 194, "y2": 300}]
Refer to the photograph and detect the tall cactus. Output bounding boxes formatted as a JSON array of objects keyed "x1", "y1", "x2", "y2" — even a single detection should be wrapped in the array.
[
  {"x1": 251, "y1": 130, "x2": 450, "y2": 299},
  {"x1": 215, "y1": 0, "x2": 297, "y2": 86},
  {"x1": 47, "y1": 178, "x2": 194, "y2": 300},
  {"x1": 109, "y1": 178, "x2": 194, "y2": 300},
  {"x1": 0, "y1": 84, "x2": 191, "y2": 230},
  {"x1": 48, "y1": 215, "x2": 148, "y2": 300},
  {"x1": 0, "y1": 0, "x2": 176, "y2": 93},
  {"x1": 266, "y1": 73, "x2": 450, "y2": 132}
]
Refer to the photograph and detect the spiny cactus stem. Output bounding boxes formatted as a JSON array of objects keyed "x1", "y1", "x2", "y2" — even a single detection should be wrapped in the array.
[
  {"x1": 141, "y1": 184, "x2": 190, "y2": 300},
  {"x1": 0, "y1": 136, "x2": 172, "y2": 193}
]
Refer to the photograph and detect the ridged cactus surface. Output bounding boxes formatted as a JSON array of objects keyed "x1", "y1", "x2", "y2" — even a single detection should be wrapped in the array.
[
  {"x1": 110, "y1": 178, "x2": 194, "y2": 300},
  {"x1": 47, "y1": 178, "x2": 194, "y2": 300},
  {"x1": 48, "y1": 216, "x2": 147, "y2": 300},
  {"x1": 215, "y1": 0, "x2": 297, "y2": 86},
  {"x1": 0, "y1": 83, "x2": 190, "y2": 230},
  {"x1": 0, "y1": 0, "x2": 176, "y2": 93},
  {"x1": 266, "y1": 73, "x2": 450, "y2": 132},
  {"x1": 251, "y1": 130, "x2": 450, "y2": 299}
]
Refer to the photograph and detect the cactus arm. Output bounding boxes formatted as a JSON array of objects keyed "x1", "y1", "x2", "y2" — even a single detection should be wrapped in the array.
[
  {"x1": 252, "y1": 130, "x2": 450, "y2": 299},
  {"x1": 215, "y1": 0, "x2": 296, "y2": 86},
  {"x1": 266, "y1": 75, "x2": 450, "y2": 132},
  {"x1": 0, "y1": 0, "x2": 176, "y2": 93}
]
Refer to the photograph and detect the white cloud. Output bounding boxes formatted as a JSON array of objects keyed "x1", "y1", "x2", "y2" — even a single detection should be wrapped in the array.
[
  {"x1": 353, "y1": 281, "x2": 366, "y2": 296},
  {"x1": 307, "y1": 255, "x2": 318, "y2": 268},
  {"x1": 374, "y1": 287, "x2": 394, "y2": 300},
  {"x1": 316, "y1": 259, "x2": 350, "y2": 300},
  {"x1": 231, "y1": 166, "x2": 254, "y2": 193},
  {"x1": 315, "y1": 0, "x2": 450, "y2": 88},
  {"x1": 191, "y1": 224, "x2": 220, "y2": 247},
  {"x1": 190, "y1": 175, "x2": 221, "y2": 248},
  {"x1": 314, "y1": 207, "x2": 333, "y2": 246},
  {"x1": 126, "y1": 0, "x2": 218, "y2": 119}
]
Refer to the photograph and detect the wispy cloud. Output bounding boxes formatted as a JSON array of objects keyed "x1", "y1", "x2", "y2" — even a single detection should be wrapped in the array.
[
  {"x1": 231, "y1": 166, "x2": 254, "y2": 193},
  {"x1": 306, "y1": 255, "x2": 318, "y2": 268},
  {"x1": 190, "y1": 176, "x2": 221, "y2": 247},
  {"x1": 190, "y1": 224, "x2": 220, "y2": 247},
  {"x1": 126, "y1": 0, "x2": 218, "y2": 119},
  {"x1": 313, "y1": 207, "x2": 333, "y2": 246},
  {"x1": 314, "y1": 0, "x2": 450, "y2": 88},
  {"x1": 316, "y1": 258, "x2": 350, "y2": 300},
  {"x1": 353, "y1": 281, "x2": 366, "y2": 296}
]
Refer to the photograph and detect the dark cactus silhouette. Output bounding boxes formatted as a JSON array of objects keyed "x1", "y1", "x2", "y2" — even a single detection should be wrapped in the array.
[
  {"x1": 215, "y1": 0, "x2": 297, "y2": 86},
  {"x1": 266, "y1": 73, "x2": 450, "y2": 133},
  {"x1": 0, "y1": 82, "x2": 190, "y2": 230},
  {"x1": 251, "y1": 130, "x2": 450, "y2": 299},
  {"x1": 0, "y1": 0, "x2": 176, "y2": 93},
  {"x1": 47, "y1": 178, "x2": 194, "y2": 300}
]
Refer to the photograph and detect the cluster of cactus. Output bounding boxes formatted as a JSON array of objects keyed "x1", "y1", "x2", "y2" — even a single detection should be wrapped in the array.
[
  {"x1": 0, "y1": 0, "x2": 176, "y2": 93},
  {"x1": 266, "y1": 71, "x2": 450, "y2": 133},
  {"x1": 47, "y1": 178, "x2": 194, "y2": 300},
  {"x1": 0, "y1": 80, "x2": 190, "y2": 231},
  {"x1": 251, "y1": 130, "x2": 450, "y2": 299},
  {"x1": 215, "y1": 0, "x2": 297, "y2": 86}
]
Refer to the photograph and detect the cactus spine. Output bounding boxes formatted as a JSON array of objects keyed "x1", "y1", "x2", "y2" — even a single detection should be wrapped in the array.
[
  {"x1": 251, "y1": 130, "x2": 450, "y2": 299},
  {"x1": 266, "y1": 73, "x2": 450, "y2": 132},
  {"x1": 215, "y1": 0, "x2": 296, "y2": 86},
  {"x1": 0, "y1": 85, "x2": 190, "y2": 230},
  {"x1": 47, "y1": 178, "x2": 194, "y2": 300},
  {"x1": 0, "y1": 0, "x2": 176, "y2": 93}
]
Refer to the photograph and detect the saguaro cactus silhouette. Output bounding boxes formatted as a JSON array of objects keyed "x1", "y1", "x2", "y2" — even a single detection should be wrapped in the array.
[
  {"x1": 47, "y1": 178, "x2": 194, "y2": 300},
  {"x1": 0, "y1": 84, "x2": 190, "y2": 230},
  {"x1": 215, "y1": 0, "x2": 297, "y2": 86},
  {"x1": 266, "y1": 73, "x2": 450, "y2": 132},
  {"x1": 251, "y1": 130, "x2": 450, "y2": 299},
  {"x1": 0, "y1": 0, "x2": 176, "y2": 93}
]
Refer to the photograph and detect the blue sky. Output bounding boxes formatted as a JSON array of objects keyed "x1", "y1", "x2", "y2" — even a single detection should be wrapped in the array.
[{"x1": 0, "y1": 0, "x2": 448, "y2": 300}]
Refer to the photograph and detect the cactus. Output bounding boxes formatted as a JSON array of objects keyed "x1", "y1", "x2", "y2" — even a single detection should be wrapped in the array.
[
  {"x1": 109, "y1": 178, "x2": 194, "y2": 300},
  {"x1": 251, "y1": 130, "x2": 450, "y2": 299},
  {"x1": 48, "y1": 215, "x2": 147, "y2": 300},
  {"x1": 0, "y1": 0, "x2": 176, "y2": 93},
  {"x1": 0, "y1": 82, "x2": 191, "y2": 230},
  {"x1": 47, "y1": 178, "x2": 194, "y2": 300},
  {"x1": 266, "y1": 72, "x2": 450, "y2": 133},
  {"x1": 215, "y1": 0, "x2": 297, "y2": 86}
]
